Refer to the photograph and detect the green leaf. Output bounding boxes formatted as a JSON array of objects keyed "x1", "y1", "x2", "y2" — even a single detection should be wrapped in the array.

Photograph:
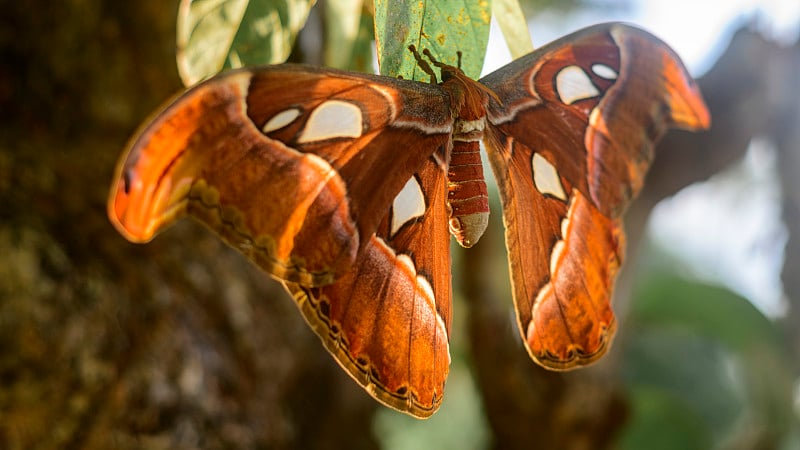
[
  {"x1": 324, "y1": 0, "x2": 371, "y2": 71},
  {"x1": 177, "y1": 0, "x2": 316, "y2": 86},
  {"x1": 344, "y1": 6, "x2": 376, "y2": 73},
  {"x1": 177, "y1": 0, "x2": 248, "y2": 85},
  {"x1": 491, "y1": 0, "x2": 532, "y2": 58},
  {"x1": 373, "y1": 0, "x2": 491, "y2": 81}
]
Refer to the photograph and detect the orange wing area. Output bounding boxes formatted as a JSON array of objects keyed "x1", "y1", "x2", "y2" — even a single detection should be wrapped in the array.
[{"x1": 482, "y1": 23, "x2": 709, "y2": 369}]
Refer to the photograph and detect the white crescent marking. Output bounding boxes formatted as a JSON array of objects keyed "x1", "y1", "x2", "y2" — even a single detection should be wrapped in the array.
[
  {"x1": 373, "y1": 237, "x2": 450, "y2": 362},
  {"x1": 591, "y1": 63, "x2": 618, "y2": 80},
  {"x1": 549, "y1": 240, "x2": 566, "y2": 276},
  {"x1": 262, "y1": 108, "x2": 301, "y2": 133},
  {"x1": 532, "y1": 153, "x2": 567, "y2": 201},
  {"x1": 529, "y1": 282, "x2": 554, "y2": 335},
  {"x1": 560, "y1": 195, "x2": 577, "y2": 238},
  {"x1": 588, "y1": 107, "x2": 602, "y2": 128},
  {"x1": 298, "y1": 100, "x2": 362, "y2": 142},
  {"x1": 396, "y1": 252, "x2": 416, "y2": 275},
  {"x1": 416, "y1": 275, "x2": 437, "y2": 312},
  {"x1": 391, "y1": 176, "x2": 426, "y2": 236},
  {"x1": 550, "y1": 196, "x2": 577, "y2": 275},
  {"x1": 555, "y1": 65, "x2": 600, "y2": 105}
]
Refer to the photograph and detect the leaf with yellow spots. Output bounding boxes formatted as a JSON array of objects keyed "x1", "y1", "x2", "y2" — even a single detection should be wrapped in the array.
[{"x1": 374, "y1": 0, "x2": 491, "y2": 81}]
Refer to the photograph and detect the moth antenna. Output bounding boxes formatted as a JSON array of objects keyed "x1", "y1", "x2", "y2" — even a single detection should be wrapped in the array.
[
  {"x1": 422, "y1": 48, "x2": 447, "y2": 70},
  {"x1": 408, "y1": 45, "x2": 438, "y2": 84},
  {"x1": 423, "y1": 48, "x2": 461, "y2": 81}
]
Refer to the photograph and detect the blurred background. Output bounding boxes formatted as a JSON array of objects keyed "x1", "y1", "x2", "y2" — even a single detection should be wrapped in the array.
[{"x1": 0, "y1": 0, "x2": 798, "y2": 449}]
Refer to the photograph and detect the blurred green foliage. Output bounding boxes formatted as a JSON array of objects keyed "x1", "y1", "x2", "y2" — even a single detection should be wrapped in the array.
[
  {"x1": 620, "y1": 240, "x2": 799, "y2": 450},
  {"x1": 177, "y1": 0, "x2": 316, "y2": 85}
]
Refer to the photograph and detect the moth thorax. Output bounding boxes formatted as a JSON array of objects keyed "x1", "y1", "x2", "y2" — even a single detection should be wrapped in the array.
[
  {"x1": 447, "y1": 139, "x2": 489, "y2": 248},
  {"x1": 452, "y1": 117, "x2": 486, "y2": 142}
]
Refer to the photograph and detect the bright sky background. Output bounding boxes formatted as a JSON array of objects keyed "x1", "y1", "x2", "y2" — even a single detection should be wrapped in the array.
[
  {"x1": 484, "y1": 0, "x2": 800, "y2": 76},
  {"x1": 483, "y1": 0, "x2": 799, "y2": 317}
]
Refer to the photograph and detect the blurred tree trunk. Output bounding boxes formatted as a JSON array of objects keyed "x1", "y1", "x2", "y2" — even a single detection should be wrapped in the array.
[
  {"x1": 1, "y1": 1, "x2": 797, "y2": 449},
  {"x1": 0, "y1": 2, "x2": 378, "y2": 449},
  {"x1": 773, "y1": 38, "x2": 800, "y2": 367}
]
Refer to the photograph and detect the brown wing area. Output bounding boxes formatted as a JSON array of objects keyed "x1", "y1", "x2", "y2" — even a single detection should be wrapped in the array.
[
  {"x1": 485, "y1": 133, "x2": 621, "y2": 369},
  {"x1": 480, "y1": 23, "x2": 710, "y2": 369},
  {"x1": 282, "y1": 155, "x2": 452, "y2": 418},
  {"x1": 481, "y1": 23, "x2": 709, "y2": 217},
  {"x1": 108, "y1": 66, "x2": 452, "y2": 287}
]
